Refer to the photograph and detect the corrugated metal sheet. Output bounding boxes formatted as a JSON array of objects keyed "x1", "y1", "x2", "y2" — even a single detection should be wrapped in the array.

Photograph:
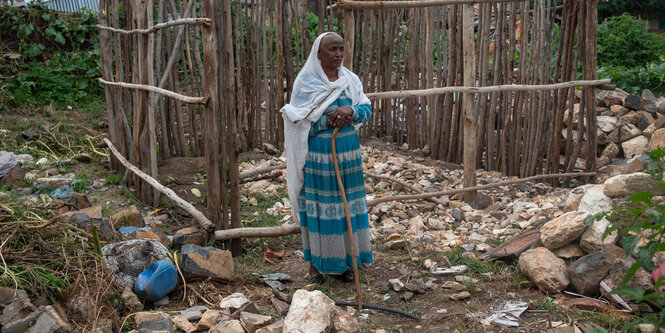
[{"x1": 45, "y1": 0, "x2": 98, "y2": 13}]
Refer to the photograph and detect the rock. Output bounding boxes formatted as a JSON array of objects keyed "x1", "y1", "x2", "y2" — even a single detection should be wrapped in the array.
[
  {"x1": 153, "y1": 296, "x2": 169, "y2": 306},
  {"x1": 211, "y1": 319, "x2": 245, "y2": 333},
  {"x1": 618, "y1": 112, "x2": 640, "y2": 126},
  {"x1": 637, "y1": 323, "x2": 657, "y2": 333},
  {"x1": 580, "y1": 218, "x2": 618, "y2": 253},
  {"x1": 605, "y1": 156, "x2": 649, "y2": 176},
  {"x1": 562, "y1": 185, "x2": 593, "y2": 212},
  {"x1": 431, "y1": 265, "x2": 468, "y2": 276},
  {"x1": 389, "y1": 278, "x2": 404, "y2": 291},
  {"x1": 68, "y1": 214, "x2": 117, "y2": 241},
  {"x1": 600, "y1": 142, "x2": 620, "y2": 160},
  {"x1": 603, "y1": 94, "x2": 624, "y2": 107},
  {"x1": 180, "y1": 244, "x2": 233, "y2": 280},
  {"x1": 262, "y1": 143, "x2": 279, "y2": 155},
  {"x1": 405, "y1": 278, "x2": 426, "y2": 294},
  {"x1": 61, "y1": 206, "x2": 103, "y2": 219},
  {"x1": 623, "y1": 94, "x2": 645, "y2": 110},
  {"x1": 284, "y1": 290, "x2": 336, "y2": 333},
  {"x1": 649, "y1": 128, "x2": 665, "y2": 149},
  {"x1": 642, "y1": 89, "x2": 657, "y2": 103},
  {"x1": 196, "y1": 310, "x2": 224, "y2": 331},
  {"x1": 66, "y1": 292, "x2": 94, "y2": 324},
  {"x1": 102, "y1": 239, "x2": 171, "y2": 289},
  {"x1": 0, "y1": 297, "x2": 35, "y2": 327},
  {"x1": 604, "y1": 172, "x2": 665, "y2": 197},
  {"x1": 567, "y1": 250, "x2": 612, "y2": 296},
  {"x1": 240, "y1": 311, "x2": 273, "y2": 333},
  {"x1": 220, "y1": 293, "x2": 250, "y2": 312},
  {"x1": 381, "y1": 239, "x2": 405, "y2": 250},
  {"x1": 608, "y1": 124, "x2": 641, "y2": 143},
  {"x1": 34, "y1": 175, "x2": 74, "y2": 190},
  {"x1": 602, "y1": 257, "x2": 654, "y2": 298},
  {"x1": 659, "y1": 100, "x2": 665, "y2": 115},
  {"x1": 449, "y1": 291, "x2": 471, "y2": 301},
  {"x1": 332, "y1": 307, "x2": 360, "y2": 333},
  {"x1": 111, "y1": 205, "x2": 144, "y2": 227},
  {"x1": 600, "y1": 244, "x2": 626, "y2": 265},
  {"x1": 0, "y1": 288, "x2": 28, "y2": 307},
  {"x1": 540, "y1": 211, "x2": 589, "y2": 250},
  {"x1": 135, "y1": 312, "x2": 173, "y2": 333},
  {"x1": 597, "y1": 116, "x2": 617, "y2": 133},
  {"x1": 270, "y1": 297, "x2": 289, "y2": 316},
  {"x1": 552, "y1": 243, "x2": 585, "y2": 259},
  {"x1": 256, "y1": 320, "x2": 285, "y2": 333},
  {"x1": 1, "y1": 165, "x2": 23, "y2": 187},
  {"x1": 181, "y1": 305, "x2": 208, "y2": 321},
  {"x1": 121, "y1": 288, "x2": 143, "y2": 313},
  {"x1": 173, "y1": 227, "x2": 207, "y2": 251},
  {"x1": 2, "y1": 305, "x2": 71, "y2": 333},
  {"x1": 622, "y1": 135, "x2": 649, "y2": 158},
  {"x1": 442, "y1": 281, "x2": 465, "y2": 291},
  {"x1": 518, "y1": 247, "x2": 569, "y2": 293},
  {"x1": 610, "y1": 104, "x2": 628, "y2": 115},
  {"x1": 94, "y1": 318, "x2": 114, "y2": 333},
  {"x1": 171, "y1": 315, "x2": 196, "y2": 333},
  {"x1": 120, "y1": 228, "x2": 167, "y2": 246},
  {"x1": 638, "y1": 112, "x2": 656, "y2": 130}
]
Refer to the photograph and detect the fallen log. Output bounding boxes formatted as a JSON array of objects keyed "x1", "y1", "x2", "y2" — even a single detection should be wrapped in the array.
[
  {"x1": 104, "y1": 138, "x2": 215, "y2": 232},
  {"x1": 215, "y1": 223, "x2": 300, "y2": 241},
  {"x1": 239, "y1": 164, "x2": 285, "y2": 179}
]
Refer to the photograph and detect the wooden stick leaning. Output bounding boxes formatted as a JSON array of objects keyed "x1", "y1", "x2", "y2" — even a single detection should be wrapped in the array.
[
  {"x1": 96, "y1": 18, "x2": 211, "y2": 35},
  {"x1": 98, "y1": 78, "x2": 209, "y2": 105},
  {"x1": 331, "y1": 127, "x2": 363, "y2": 311},
  {"x1": 214, "y1": 171, "x2": 596, "y2": 240},
  {"x1": 104, "y1": 138, "x2": 215, "y2": 232},
  {"x1": 365, "y1": 79, "x2": 612, "y2": 100}
]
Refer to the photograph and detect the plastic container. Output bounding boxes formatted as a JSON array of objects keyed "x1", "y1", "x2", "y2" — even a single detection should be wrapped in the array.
[
  {"x1": 134, "y1": 260, "x2": 178, "y2": 302},
  {"x1": 118, "y1": 226, "x2": 141, "y2": 234}
]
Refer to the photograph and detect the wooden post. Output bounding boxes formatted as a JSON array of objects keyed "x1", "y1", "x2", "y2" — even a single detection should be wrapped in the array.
[
  {"x1": 343, "y1": 8, "x2": 354, "y2": 70},
  {"x1": 98, "y1": 0, "x2": 120, "y2": 171},
  {"x1": 462, "y1": 3, "x2": 477, "y2": 206},
  {"x1": 201, "y1": 0, "x2": 222, "y2": 230},
  {"x1": 146, "y1": 0, "x2": 159, "y2": 207},
  {"x1": 584, "y1": 0, "x2": 597, "y2": 180}
]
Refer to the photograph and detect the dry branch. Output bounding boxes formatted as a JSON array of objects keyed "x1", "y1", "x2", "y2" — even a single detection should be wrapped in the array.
[
  {"x1": 365, "y1": 79, "x2": 612, "y2": 100},
  {"x1": 214, "y1": 223, "x2": 300, "y2": 241},
  {"x1": 365, "y1": 172, "x2": 446, "y2": 205},
  {"x1": 96, "y1": 18, "x2": 211, "y2": 35},
  {"x1": 98, "y1": 78, "x2": 209, "y2": 104},
  {"x1": 103, "y1": 138, "x2": 215, "y2": 232},
  {"x1": 338, "y1": 0, "x2": 526, "y2": 10},
  {"x1": 368, "y1": 172, "x2": 596, "y2": 206}
]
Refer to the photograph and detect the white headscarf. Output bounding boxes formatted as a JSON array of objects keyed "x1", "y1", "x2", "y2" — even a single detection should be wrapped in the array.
[{"x1": 281, "y1": 32, "x2": 370, "y2": 224}]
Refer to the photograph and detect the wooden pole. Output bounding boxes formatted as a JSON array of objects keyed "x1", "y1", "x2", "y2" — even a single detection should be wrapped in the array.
[
  {"x1": 462, "y1": 3, "x2": 477, "y2": 206},
  {"x1": 201, "y1": 0, "x2": 222, "y2": 230},
  {"x1": 343, "y1": 8, "x2": 355, "y2": 70},
  {"x1": 96, "y1": 18, "x2": 211, "y2": 35},
  {"x1": 104, "y1": 138, "x2": 216, "y2": 232},
  {"x1": 98, "y1": 79, "x2": 209, "y2": 104}
]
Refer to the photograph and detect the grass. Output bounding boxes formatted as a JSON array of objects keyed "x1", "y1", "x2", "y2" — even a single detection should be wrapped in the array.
[
  {"x1": 106, "y1": 172, "x2": 122, "y2": 185},
  {"x1": 443, "y1": 247, "x2": 506, "y2": 275}
]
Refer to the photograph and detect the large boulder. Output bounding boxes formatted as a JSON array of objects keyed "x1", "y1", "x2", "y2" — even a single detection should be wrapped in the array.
[
  {"x1": 608, "y1": 124, "x2": 641, "y2": 143},
  {"x1": 518, "y1": 247, "x2": 569, "y2": 293},
  {"x1": 562, "y1": 185, "x2": 593, "y2": 213},
  {"x1": 180, "y1": 244, "x2": 233, "y2": 281},
  {"x1": 173, "y1": 227, "x2": 207, "y2": 251},
  {"x1": 540, "y1": 211, "x2": 590, "y2": 250},
  {"x1": 601, "y1": 257, "x2": 653, "y2": 301},
  {"x1": 649, "y1": 128, "x2": 665, "y2": 150},
  {"x1": 597, "y1": 116, "x2": 617, "y2": 133},
  {"x1": 284, "y1": 290, "x2": 336, "y2": 333},
  {"x1": 604, "y1": 172, "x2": 665, "y2": 197},
  {"x1": 576, "y1": 186, "x2": 618, "y2": 253},
  {"x1": 567, "y1": 250, "x2": 612, "y2": 296},
  {"x1": 102, "y1": 239, "x2": 171, "y2": 289},
  {"x1": 623, "y1": 94, "x2": 646, "y2": 110}
]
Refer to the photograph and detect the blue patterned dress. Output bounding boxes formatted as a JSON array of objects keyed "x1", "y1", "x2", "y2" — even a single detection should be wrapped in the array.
[{"x1": 298, "y1": 91, "x2": 373, "y2": 274}]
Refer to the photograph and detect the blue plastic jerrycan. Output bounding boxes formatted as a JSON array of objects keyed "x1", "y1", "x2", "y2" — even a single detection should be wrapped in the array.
[{"x1": 134, "y1": 260, "x2": 178, "y2": 302}]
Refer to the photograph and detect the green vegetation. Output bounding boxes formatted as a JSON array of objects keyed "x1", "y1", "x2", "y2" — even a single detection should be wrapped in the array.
[
  {"x1": 596, "y1": 14, "x2": 665, "y2": 94},
  {"x1": 587, "y1": 147, "x2": 665, "y2": 330},
  {"x1": 598, "y1": 0, "x2": 665, "y2": 20},
  {"x1": 0, "y1": 5, "x2": 102, "y2": 110}
]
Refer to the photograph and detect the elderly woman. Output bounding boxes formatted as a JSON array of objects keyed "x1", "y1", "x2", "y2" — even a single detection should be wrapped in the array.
[{"x1": 281, "y1": 32, "x2": 372, "y2": 283}]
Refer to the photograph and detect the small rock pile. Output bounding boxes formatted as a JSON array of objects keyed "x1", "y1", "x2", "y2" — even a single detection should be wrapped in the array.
[
  {"x1": 519, "y1": 171, "x2": 663, "y2": 304},
  {"x1": 580, "y1": 89, "x2": 665, "y2": 169}
]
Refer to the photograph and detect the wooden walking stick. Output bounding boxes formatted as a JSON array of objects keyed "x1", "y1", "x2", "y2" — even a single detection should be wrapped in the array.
[{"x1": 331, "y1": 127, "x2": 363, "y2": 311}]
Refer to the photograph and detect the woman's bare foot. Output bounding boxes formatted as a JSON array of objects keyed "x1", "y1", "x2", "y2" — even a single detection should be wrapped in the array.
[{"x1": 308, "y1": 263, "x2": 325, "y2": 284}]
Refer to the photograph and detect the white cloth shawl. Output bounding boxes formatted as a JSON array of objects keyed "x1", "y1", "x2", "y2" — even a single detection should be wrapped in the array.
[{"x1": 281, "y1": 32, "x2": 370, "y2": 224}]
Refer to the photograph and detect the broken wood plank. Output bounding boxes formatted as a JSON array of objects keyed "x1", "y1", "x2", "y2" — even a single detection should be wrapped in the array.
[{"x1": 478, "y1": 228, "x2": 541, "y2": 261}]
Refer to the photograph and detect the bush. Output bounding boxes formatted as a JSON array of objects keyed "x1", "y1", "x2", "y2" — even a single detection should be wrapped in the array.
[
  {"x1": 598, "y1": 63, "x2": 665, "y2": 95},
  {"x1": 597, "y1": 13, "x2": 665, "y2": 68}
]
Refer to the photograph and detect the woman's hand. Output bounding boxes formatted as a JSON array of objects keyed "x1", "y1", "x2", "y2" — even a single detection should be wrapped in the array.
[{"x1": 327, "y1": 106, "x2": 353, "y2": 128}]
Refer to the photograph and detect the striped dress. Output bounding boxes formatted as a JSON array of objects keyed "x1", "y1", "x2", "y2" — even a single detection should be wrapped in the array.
[{"x1": 298, "y1": 91, "x2": 373, "y2": 274}]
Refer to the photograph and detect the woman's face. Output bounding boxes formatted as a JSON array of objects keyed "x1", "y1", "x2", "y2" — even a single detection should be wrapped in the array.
[{"x1": 318, "y1": 34, "x2": 344, "y2": 70}]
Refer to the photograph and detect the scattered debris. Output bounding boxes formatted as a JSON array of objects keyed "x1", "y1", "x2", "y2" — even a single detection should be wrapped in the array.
[{"x1": 482, "y1": 301, "x2": 528, "y2": 327}]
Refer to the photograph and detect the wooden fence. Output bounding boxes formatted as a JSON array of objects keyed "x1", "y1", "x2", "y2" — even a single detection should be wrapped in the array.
[{"x1": 98, "y1": 0, "x2": 604, "y2": 243}]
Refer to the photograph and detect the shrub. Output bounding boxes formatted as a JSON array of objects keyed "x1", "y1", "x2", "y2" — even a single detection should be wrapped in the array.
[{"x1": 597, "y1": 13, "x2": 665, "y2": 68}]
